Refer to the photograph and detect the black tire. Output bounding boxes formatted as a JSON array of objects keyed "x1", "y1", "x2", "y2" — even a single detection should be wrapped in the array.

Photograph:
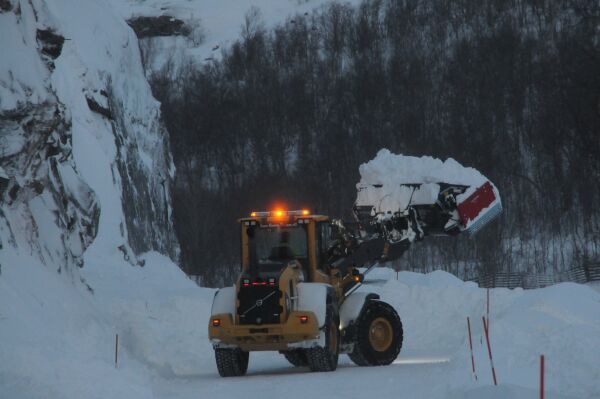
[
  {"x1": 215, "y1": 348, "x2": 249, "y2": 377},
  {"x1": 281, "y1": 349, "x2": 309, "y2": 367},
  {"x1": 306, "y1": 305, "x2": 339, "y2": 372},
  {"x1": 348, "y1": 300, "x2": 402, "y2": 366}
]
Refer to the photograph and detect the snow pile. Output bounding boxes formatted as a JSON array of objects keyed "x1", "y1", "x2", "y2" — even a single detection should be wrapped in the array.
[
  {"x1": 361, "y1": 268, "x2": 600, "y2": 399},
  {"x1": 359, "y1": 149, "x2": 488, "y2": 188},
  {"x1": 0, "y1": 246, "x2": 210, "y2": 399}
]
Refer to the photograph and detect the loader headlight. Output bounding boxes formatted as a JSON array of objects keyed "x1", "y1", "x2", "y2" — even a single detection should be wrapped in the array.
[
  {"x1": 212, "y1": 318, "x2": 221, "y2": 327},
  {"x1": 299, "y1": 315, "x2": 309, "y2": 324}
]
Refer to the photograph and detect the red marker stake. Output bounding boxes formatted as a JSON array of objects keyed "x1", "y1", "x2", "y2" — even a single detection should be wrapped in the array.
[
  {"x1": 540, "y1": 355, "x2": 545, "y2": 399},
  {"x1": 467, "y1": 317, "x2": 477, "y2": 380},
  {"x1": 482, "y1": 317, "x2": 497, "y2": 385}
]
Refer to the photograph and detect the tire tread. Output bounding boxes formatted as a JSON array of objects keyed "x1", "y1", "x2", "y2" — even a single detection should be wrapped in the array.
[{"x1": 215, "y1": 348, "x2": 249, "y2": 377}]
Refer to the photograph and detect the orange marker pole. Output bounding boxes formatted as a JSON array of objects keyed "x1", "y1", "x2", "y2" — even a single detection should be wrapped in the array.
[
  {"x1": 540, "y1": 355, "x2": 545, "y2": 399},
  {"x1": 482, "y1": 317, "x2": 497, "y2": 385},
  {"x1": 467, "y1": 317, "x2": 477, "y2": 380}
]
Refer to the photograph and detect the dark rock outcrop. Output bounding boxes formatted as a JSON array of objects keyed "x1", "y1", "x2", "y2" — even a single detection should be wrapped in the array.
[
  {"x1": 36, "y1": 29, "x2": 65, "y2": 59},
  {"x1": 0, "y1": 0, "x2": 12, "y2": 13},
  {"x1": 85, "y1": 95, "x2": 112, "y2": 120},
  {"x1": 127, "y1": 15, "x2": 190, "y2": 38}
]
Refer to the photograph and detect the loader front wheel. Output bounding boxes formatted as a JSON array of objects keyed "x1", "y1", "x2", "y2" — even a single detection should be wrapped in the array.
[
  {"x1": 348, "y1": 300, "x2": 402, "y2": 366},
  {"x1": 215, "y1": 348, "x2": 249, "y2": 377},
  {"x1": 306, "y1": 305, "x2": 339, "y2": 372}
]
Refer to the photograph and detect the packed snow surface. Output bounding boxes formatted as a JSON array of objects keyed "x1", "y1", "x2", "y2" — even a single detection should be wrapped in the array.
[{"x1": 2, "y1": 249, "x2": 599, "y2": 399}]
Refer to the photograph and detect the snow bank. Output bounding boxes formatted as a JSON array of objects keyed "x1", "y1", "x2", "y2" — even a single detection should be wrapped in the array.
[
  {"x1": 368, "y1": 269, "x2": 600, "y2": 399},
  {"x1": 0, "y1": 245, "x2": 214, "y2": 398},
  {"x1": 0, "y1": 247, "x2": 150, "y2": 399}
]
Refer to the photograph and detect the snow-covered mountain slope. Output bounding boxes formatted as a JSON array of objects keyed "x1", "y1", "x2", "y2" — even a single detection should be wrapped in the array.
[
  {"x1": 0, "y1": 0, "x2": 178, "y2": 265},
  {"x1": 107, "y1": 0, "x2": 363, "y2": 76}
]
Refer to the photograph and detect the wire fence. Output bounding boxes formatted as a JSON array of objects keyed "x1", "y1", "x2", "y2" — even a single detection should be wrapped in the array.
[{"x1": 469, "y1": 262, "x2": 600, "y2": 289}]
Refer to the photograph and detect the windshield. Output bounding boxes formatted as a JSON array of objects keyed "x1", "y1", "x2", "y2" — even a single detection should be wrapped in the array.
[{"x1": 254, "y1": 226, "x2": 307, "y2": 263}]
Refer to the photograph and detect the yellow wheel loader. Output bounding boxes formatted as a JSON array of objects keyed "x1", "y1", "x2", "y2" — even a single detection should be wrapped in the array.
[
  {"x1": 209, "y1": 209, "x2": 404, "y2": 376},
  {"x1": 208, "y1": 180, "x2": 501, "y2": 376}
]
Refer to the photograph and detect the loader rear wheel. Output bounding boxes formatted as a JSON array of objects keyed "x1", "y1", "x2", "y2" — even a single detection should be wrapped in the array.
[
  {"x1": 348, "y1": 301, "x2": 402, "y2": 366},
  {"x1": 281, "y1": 349, "x2": 308, "y2": 367},
  {"x1": 306, "y1": 305, "x2": 339, "y2": 372},
  {"x1": 214, "y1": 348, "x2": 249, "y2": 377}
]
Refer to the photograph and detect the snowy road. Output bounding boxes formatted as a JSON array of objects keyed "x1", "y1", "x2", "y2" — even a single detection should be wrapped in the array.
[{"x1": 152, "y1": 351, "x2": 456, "y2": 399}]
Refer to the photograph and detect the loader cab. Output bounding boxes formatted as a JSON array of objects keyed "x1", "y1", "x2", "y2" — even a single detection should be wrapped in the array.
[{"x1": 240, "y1": 210, "x2": 330, "y2": 282}]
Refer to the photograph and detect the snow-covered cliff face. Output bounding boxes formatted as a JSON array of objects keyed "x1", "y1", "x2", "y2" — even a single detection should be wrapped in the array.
[{"x1": 0, "y1": 0, "x2": 178, "y2": 268}]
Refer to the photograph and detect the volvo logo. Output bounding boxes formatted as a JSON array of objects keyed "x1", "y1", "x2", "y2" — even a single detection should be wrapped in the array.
[{"x1": 256, "y1": 299, "x2": 263, "y2": 307}]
